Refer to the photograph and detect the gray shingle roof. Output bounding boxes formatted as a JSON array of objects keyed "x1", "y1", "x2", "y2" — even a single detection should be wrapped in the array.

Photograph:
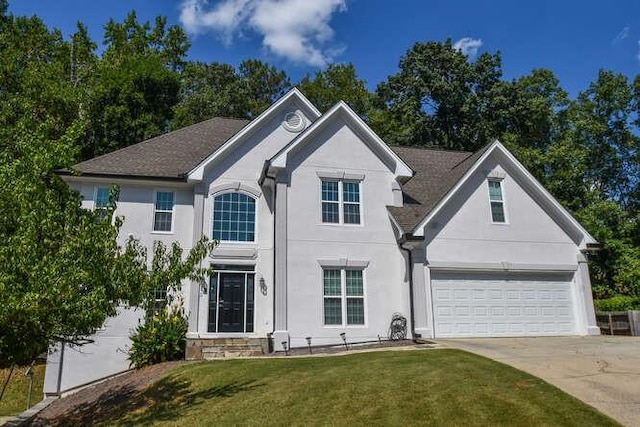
[
  {"x1": 71, "y1": 117, "x2": 249, "y2": 179},
  {"x1": 388, "y1": 144, "x2": 491, "y2": 233}
]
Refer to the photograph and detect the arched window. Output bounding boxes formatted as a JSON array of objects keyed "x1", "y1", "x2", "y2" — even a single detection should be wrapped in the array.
[{"x1": 213, "y1": 192, "x2": 256, "y2": 242}]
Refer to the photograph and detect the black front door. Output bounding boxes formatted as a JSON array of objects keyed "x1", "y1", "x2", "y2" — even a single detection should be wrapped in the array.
[{"x1": 218, "y1": 273, "x2": 245, "y2": 332}]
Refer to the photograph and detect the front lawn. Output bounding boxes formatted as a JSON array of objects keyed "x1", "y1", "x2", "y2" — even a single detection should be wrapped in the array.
[
  {"x1": 53, "y1": 349, "x2": 617, "y2": 426},
  {"x1": 0, "y1": 363, "x2": 45, "y2": 416}
]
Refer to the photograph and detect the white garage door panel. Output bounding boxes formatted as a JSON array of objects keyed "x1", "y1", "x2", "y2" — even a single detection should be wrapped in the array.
[{"x1": 432, "y1": 272, "x2": 576, "y2": 338}]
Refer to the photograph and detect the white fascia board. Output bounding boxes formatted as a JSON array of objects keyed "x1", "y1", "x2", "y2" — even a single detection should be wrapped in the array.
[
  {"x1": 187, "y1": 88, "x2": 321, "y2": 183},
  {"x1": 411, "y1": 140, "x2": 596, "y2": 247},
  {"x1": 387, "y1": 210, "x2": 405, "y2": 239},
  {"x1": 270, "y1": 101, "x2": 413, "y2": 179}
]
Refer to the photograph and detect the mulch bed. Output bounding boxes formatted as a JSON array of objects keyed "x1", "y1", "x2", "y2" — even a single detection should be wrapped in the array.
[
  {"x1": 281, "y1": 339, "x2": 435, "y2": 356},
  {"x1": 32, "y1": 362, "x2": 184, "y2": 426}
]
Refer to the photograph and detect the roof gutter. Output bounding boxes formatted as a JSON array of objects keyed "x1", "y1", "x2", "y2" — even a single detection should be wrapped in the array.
[{"x1": 56, "y1": 169, "x2": 188, "y2": 183}]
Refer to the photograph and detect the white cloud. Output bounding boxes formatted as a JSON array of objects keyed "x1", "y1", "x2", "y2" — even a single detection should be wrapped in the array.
[
  {"x1": 613, "y1": 26, "x2": 630, "y2": 44},
  {"x1": 179, "y1": 0, "x2": 347, "y2": 66},
  {"x1": 453, "y1": 37, "x2": 483, "y2": 58}
]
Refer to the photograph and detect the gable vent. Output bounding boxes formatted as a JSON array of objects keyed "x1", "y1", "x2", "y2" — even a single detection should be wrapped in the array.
[{"x1": 282, "y1": 111, "x2": 306, "y2": 132}]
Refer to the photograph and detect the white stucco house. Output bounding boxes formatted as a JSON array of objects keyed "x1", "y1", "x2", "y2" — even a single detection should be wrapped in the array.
[{"x1": 44, "y1": 88, "x2": 599, "y2": 395}]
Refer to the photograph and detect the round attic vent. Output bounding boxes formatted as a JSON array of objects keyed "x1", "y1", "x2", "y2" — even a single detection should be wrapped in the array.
[{"x1": 282, "y1": 111, "x2": 305, "y2": 132}]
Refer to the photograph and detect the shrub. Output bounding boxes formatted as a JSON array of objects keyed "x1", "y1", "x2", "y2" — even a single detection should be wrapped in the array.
[
  {"x1": 593, "y1": 295, "x2": 640, "y2": 312},
  {"x1": 128, "y1": 303, "x2": 188, "y2": 368}
]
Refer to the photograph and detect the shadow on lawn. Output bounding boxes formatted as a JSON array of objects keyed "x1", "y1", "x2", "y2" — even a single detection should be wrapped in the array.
[{"x1": 48, "y1": 375, "x2": 263, "y2": 425}]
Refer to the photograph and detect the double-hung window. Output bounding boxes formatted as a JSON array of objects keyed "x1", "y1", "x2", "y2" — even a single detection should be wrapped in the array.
[
  {"x1": 95, "y1": 187, "x2": 110, "y2": 221},
  {"x1": 153, "y1": 191, "x2": 175, "y2": 232},
  {"x1": 323, "y1": 269, "x2": 365, "y2": 326},
  {"x1": 488, "y1": 180, "x2": 506, "y2": 223},
  {"x1": 321, "y1": 180, "x2": 361, "y2": 224}
]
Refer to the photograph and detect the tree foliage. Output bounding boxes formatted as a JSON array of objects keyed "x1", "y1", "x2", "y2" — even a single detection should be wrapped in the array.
[
  {"x1": 171, "y1": 59, "x2": 291, "y2": 128},
  {"x1": 373, "y1": 39, "x2": 503, "y2": 150},
  {"x1": 79, "y1": 12, "x2": 188, "y2": 160},
  {"x1": 298, "y1": 63, "x2": 373, "y2": 114}
]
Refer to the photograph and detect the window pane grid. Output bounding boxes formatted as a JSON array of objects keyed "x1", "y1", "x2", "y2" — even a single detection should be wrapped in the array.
[
  {"x1": 488, "y1": 181, "x2": 503, "y2": 201},
  {"x1": 323, "y1": 270, "x2": 341, "y2": 296},
  {"x1": 322, "y1": 202, "x2": 339, "y2": 223},
  {"x1": 153, "y1": 191, "x2": 174, "y2": 232},
  {"x1": 324, "y1": 298, "x2": 342, "y2": 325},
  {"x1": 154, "y1": 212, "x2": 172, "y2": 231},
  {"x1": 491, "y1": 201, "x2": 505, "y2": 222},
  {"x1": 96, "y1": 187, "x2": 110, "y2": 208},
  {"x1": 213, "y1": 192, "x2": 256, "y2": 242},
  {"x1": 155, "y1": 191, "x2": 174, "y2": 211},
  {"x1": 343, "y1": 203, "x2": 360, "y2": 224},
  {"x1": 323, "y1": 268, "x2": 365, "y2": 326},
  {"x1": 321, "y1": 179, "x2": 361, "y2": 225},
  {"x1": 345, "y1": 270, "x2": 363, "y2": 296},
  {"x1": 321, "y1": 180, "x2": 339, "y2": 201},
  {"x1": 342, "y1": 181, "x2": 360, "y2": 202},
  {"x1": 488, "y1": 180, "x2": 506, "y2": 223},
  {"x1": 346, "y1": 298, "x2": 365, "y2": 325}
]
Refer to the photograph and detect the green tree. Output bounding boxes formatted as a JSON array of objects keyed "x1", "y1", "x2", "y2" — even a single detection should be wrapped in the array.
[
  {"x1": 0, "y1": 13, "x2": 78, "y2": 140},
  {"x1": 171, "y1": 61, "x2": 246, "y2": 128},
  {"x1": 543, "y1": 71, "x2": 639, "y2": 295},
  {"x1": 0, "y1": 118, "x2": 216, "y2": 367},
  {"x1": 373, "y1": 39, "x2": 503, "y2": 150},
  {"x1": 171, "y1": 59, "x2": 290, "y2": 127},
  {"x1": 494, "y1": 69, "x2": 569, "y2": 179},
  {"x1": 298, "y1": 63, "x2": 373, "y2": 114},
  {"x1": 0, "y1": 119, "x2": 117, "y2": 366},
  {"x1": 80, "y1": 12, "x2": 189, "y2": 159},
  {"x1": 238, "y1": 59, "x2": 291, "y2": 118}
]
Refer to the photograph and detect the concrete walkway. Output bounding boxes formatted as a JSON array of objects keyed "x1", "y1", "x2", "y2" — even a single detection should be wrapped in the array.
[{"x1": 440, "y1": 336, "x2": 640, "y2": 427}]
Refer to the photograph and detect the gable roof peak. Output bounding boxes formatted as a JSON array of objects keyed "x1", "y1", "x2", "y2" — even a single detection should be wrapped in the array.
[
  {"x1": 269, "y1": 98, "x2": 413, "y2": 179},
  {"x1": 187, "y1": 87, "x2": 321, "y2": 182}
]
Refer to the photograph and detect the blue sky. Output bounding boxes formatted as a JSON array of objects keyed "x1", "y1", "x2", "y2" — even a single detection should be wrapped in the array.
[{"x1": 9, "y1": 0, "x2": 640, "y2": 97}]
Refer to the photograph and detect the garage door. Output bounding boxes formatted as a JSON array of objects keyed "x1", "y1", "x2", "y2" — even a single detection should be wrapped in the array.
[{"x1": 432, "y1": 272, "x2": 577, "y2": 338}]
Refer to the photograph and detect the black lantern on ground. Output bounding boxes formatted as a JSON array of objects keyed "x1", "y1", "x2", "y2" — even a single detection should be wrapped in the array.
[{"x1": 340, "y1": 332, "x2": 348, "y2": 350}]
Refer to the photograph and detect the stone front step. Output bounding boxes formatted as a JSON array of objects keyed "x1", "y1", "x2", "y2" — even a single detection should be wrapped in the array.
[{"x1": 186, "y1": 337, "x2": 269, "y2": 360}]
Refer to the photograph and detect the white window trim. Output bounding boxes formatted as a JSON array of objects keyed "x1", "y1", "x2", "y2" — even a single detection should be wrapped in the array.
[
  {"x1": 211, "y1": 190, "x2": 258, "y2": 244},
  {"x1": 320, "y1": 179, "x2": 363, "y2": 226},
  {"x1": 322, "y1": 267, "x2": 367, "y2": 328},
  {"x1": 488, "y1": 179, "x2": 508, "y2": 225},
  {"x1": 152, "y1": 189, "x2": 176, "y2": 234}
]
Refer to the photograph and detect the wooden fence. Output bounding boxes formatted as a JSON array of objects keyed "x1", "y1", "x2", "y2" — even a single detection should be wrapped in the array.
[{"x1": 596, "y1": 311, "x2": 640, "y2": 336}]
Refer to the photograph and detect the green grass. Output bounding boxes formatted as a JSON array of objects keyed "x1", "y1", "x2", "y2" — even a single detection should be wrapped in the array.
[
  {"x1": 0, "y1": 363, "x2": 45, "y2": 416},
  {"x1": 59, "y1": 349, "x2": 618, "y2": 426}
]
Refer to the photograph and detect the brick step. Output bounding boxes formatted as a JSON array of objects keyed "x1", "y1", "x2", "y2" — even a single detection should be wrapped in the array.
[
  {"x1": 203, "y1": 345, "x2": 264, "y2": 351},
  {"x1": 186, "y1": 337, "x2": 269, "y2": 360},
  {"x1": 202, "y1": 349, "x2": 264, "y2": 359}
]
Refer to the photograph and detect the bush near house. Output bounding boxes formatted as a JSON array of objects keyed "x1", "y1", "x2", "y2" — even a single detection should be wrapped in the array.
[
  {"x1": 128, "y1": 304, "x2": 188, "y2": 368},
  {"x1": 594, "y1": 295, "x2": 640, "y2": 312}
]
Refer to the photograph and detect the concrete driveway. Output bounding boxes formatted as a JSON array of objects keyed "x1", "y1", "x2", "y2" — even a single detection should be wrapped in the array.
[{"x1": 440, "y1": 336, "x2": 640, "y2": 426}]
